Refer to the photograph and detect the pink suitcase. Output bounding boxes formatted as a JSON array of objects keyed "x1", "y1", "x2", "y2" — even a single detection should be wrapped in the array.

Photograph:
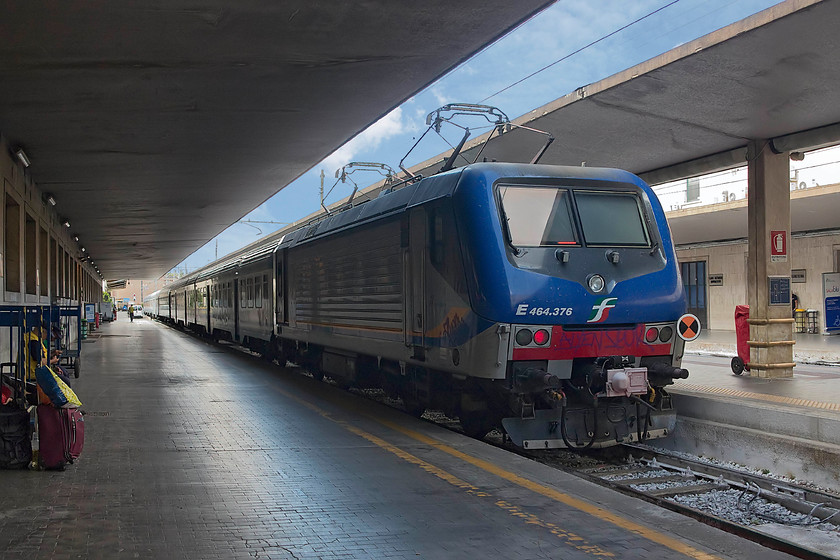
[{"x1": 37, "y1": 405, "x2": 84, "y2": 470}]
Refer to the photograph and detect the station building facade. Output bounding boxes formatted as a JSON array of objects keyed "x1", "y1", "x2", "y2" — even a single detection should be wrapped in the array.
[
  {"x1": 662, "y1": 145, "x2": 840, "y2": 332},
  {"x1": 0, "y1": 135, "x2": 102, "y2": 308}
]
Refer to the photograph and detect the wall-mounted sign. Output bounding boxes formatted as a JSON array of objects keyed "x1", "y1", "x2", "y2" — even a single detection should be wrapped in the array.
[
  {"x1": 709, "y1": 274, "x2": 724, "y2": 286},
  {"x1": 791, "y1": 269, "x2": 807, "y2": 283},
  {"x1": 823, "y1": 272, "x2": 840, "y2": 334},
  {"x1": 770, "y1": 230, "x2": 787, "y2": 262},
  {"x1": 768, "y1": 276, "x2": 791, "y2": 306}
]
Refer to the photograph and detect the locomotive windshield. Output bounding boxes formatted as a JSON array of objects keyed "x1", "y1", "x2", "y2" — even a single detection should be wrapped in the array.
[
  {"x1": 498, "y1": 186, "x2": 649, "y2": 248},
  {"x1": 498, "y1": 186, "x2": 577, "y2": 247},
  {"x1": 574, "y1": 191, "x2": 649, "y2": 246}
]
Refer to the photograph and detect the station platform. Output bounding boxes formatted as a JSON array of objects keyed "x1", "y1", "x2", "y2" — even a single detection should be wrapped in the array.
[
  {"x1": 687, "y1": 328, "x2": 840, "y2": 366},
  {"x1": 0, "y1": 317, "x2": 804, "y2": 560},
  {"x1": 680, "y1": 330, "x2": 840, "y2": 410}
]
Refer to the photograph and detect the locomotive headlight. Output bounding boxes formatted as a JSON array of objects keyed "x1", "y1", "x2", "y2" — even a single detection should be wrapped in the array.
[
  {"x1": 515, "y1": 329, "x2": 533, "y2": 346},
  {"x1": 658, "y1": 326, "x2": 673, "y2": 343},
  {"x1": 588, "y1": 274, "x2": 605, "y2": 293},
  {"x1": 533, "y1": 329, "x2": 550, "y2": 346},
  {"x1": 645, "y1": 327, "x2": 659, "y2": 343}
]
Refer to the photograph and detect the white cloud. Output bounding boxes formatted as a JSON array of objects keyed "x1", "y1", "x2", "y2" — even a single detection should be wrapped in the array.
[
  {"x1": 321, "y1": 107, "x2": 407, "y2": 171},
  {"x1": 430, "y1": 86, "x2": 449, "y2": 107}
]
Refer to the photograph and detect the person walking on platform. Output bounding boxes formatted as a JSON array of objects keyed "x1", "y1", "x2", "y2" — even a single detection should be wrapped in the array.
[{"x1": 128, "y1": 305, "x2": 134, "y2": 323}]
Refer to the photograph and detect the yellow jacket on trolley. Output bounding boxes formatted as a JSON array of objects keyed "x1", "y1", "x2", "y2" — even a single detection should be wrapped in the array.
[{"x1": 23, "y1": 328, "x2": 48, "y2": 381}]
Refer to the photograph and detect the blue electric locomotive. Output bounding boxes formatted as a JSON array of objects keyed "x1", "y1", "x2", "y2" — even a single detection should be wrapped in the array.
[{"x1": 153, "y1": 161, "x2": 694, "y2": 449}]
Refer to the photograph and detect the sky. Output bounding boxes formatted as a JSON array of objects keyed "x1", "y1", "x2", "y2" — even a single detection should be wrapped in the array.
[{"x1": 173, "y1": 0, "x2": 784, "y2": 276}]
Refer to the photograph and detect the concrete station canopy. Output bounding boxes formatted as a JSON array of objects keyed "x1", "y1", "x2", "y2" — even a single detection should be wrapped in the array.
[
  {"x1": 0, "y1": 1, "x2": 553, "y2": 280},
  {"x1": 403, "y1": 0, "x2": 840, "y2": 244}
]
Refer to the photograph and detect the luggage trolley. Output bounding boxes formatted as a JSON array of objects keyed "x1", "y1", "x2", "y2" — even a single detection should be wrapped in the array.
[
  {"x1": 0, "y1": 305, "x2": 54, "y2": 469},
  {"x1": 51, "y1": 305, "x2": 82, "y2": 378}
]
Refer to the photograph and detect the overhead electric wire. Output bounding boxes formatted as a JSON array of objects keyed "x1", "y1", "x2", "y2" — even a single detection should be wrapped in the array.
[{"x1": 479, "y1": 0, "x2": 682, "y2": 104}]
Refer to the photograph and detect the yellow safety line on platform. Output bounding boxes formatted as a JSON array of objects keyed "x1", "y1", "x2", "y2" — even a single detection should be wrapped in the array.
[
  {"x1": 377, "y1": 418, "x2": 720, "y2": 560},
  {"x1": 676, "y1": 383, "x2": 840, "y2": 411},
  {"x1": 274, "y1": 383, "x2": 721, "y2": 560},
  {"x1": 342, "y1": 423, "x2": 615, "y2": 557},
  {"x1": 275, "y1": 387, "x2": 613, "y2": 557}
]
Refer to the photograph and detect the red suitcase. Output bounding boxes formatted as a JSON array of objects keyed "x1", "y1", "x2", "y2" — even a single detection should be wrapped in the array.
[
  {"x1": 37, "y1": 404, "x2": 84, "y2": 470},
  {"x1": 68, "y1": 408, "x2": 84, "y2": 461}
]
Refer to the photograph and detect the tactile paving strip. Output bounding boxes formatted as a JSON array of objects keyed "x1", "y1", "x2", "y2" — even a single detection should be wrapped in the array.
[{"x1": 676, "y1": 383, "x2": 840, "y2": 411}]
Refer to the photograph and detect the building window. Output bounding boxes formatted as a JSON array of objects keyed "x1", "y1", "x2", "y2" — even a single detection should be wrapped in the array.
[
  {"x1": 686, "y1": 177, "x2": 700, "y2": 202},
  {"x1": 5, "y1": 195, "x2": 20, "y2": 294}
]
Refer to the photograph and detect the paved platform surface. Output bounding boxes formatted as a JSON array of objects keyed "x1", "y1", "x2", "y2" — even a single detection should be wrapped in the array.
[
  {"x1": 0, "y1": 317, "x2": 803, "y2": 559},
  {"x1": 687, "y1": 328, "x2": 840, "y2": 366},
  {"x1": 681, "y1": 329, "x2": 840, "y2": 411}
]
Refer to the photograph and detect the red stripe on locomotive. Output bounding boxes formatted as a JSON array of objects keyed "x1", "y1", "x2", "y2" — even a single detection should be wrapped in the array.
[{"x1": 511, "y1": 325, "x2": 671, "y2": 360}]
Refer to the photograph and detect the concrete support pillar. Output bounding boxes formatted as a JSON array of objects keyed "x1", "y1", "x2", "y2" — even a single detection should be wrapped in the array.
[{"x1": 746, "y1": 140, "x2": 795, "y2": 378}]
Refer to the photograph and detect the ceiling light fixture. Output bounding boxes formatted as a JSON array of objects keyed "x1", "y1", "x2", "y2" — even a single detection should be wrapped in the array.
[
  {"x1": 63, "y1": 220, "x2": 71, "y2": 228},
  {"x1": 14, "y1": 148, "x2": 31, "y2": 168},
  {"x1": 45, "y1": 194, "x2": 57, "y2": 206},
  {"x1": 73, "y1": 235, "x2": 79, "y2": 242}
]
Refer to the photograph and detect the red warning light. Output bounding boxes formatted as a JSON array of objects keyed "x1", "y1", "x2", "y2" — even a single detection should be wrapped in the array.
[
  {"x1": 533, "y1": 329, "x2": 550, "y2": 346},
  {"x1": 645, "y1": 327, "x2": 659, "y2": 343}
]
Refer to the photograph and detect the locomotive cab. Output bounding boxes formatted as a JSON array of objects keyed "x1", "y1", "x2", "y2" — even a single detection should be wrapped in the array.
[{"x1": 452, "y1": 164, "x2": 694, "y2": 448}]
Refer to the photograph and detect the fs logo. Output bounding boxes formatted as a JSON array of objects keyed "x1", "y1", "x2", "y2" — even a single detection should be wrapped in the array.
[{"x1": 587, "y1": 297, "x2": 618, "y2": 323}]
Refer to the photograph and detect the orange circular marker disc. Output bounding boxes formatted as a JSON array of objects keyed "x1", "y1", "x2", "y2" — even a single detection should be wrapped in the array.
[{"x1": 678, "y1": 314, "x2": 701, "y2": 341}]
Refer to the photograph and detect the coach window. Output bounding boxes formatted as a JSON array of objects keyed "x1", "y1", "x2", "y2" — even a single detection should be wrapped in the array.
[
  {"x1": 263, "y1": 274, "x2": 269, "y2": 304},
  {"x1": 255, "y1": 276, "x2": 262, "y2": 308},
  {"x1": 248, "y1": 277, "x2": 254, "y2": 307}
]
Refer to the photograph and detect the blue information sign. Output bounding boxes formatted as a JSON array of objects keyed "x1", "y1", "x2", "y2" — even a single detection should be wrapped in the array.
[{"x1": 824, "y1": 273, "x2": 840, "y2": 334}]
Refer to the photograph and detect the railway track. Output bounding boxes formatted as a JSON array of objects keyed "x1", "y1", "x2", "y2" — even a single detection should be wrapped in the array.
[{"x1": 519, "y1": 443, "x2": 840, "y2": 560}]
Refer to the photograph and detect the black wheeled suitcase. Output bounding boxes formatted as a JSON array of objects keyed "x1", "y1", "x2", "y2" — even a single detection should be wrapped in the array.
[{"x1": 0, "y1": 404, "x2": 32, "y2": 469}]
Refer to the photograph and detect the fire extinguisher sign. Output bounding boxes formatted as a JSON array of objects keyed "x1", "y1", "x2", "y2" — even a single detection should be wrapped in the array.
[{"x1": 770, "y1": 230, "x2": 787, "y2": 262}]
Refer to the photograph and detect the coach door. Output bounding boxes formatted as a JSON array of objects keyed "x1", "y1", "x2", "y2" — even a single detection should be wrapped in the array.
[
  {"x1": 205, "y1": 285, "x2": 211, "y2": 329},
  {"x1": 405, "y1": 209, "x2": 426, "y2": 349},
  {"x1": 233, "y1": 278, "x2": 241, "y2": 341},
  {"x1": 681, "y1": 260, "x2": 708, "y2": 328},
  {"x1": 275, "y1": 250, "x2": 287, "y2": 327}
]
